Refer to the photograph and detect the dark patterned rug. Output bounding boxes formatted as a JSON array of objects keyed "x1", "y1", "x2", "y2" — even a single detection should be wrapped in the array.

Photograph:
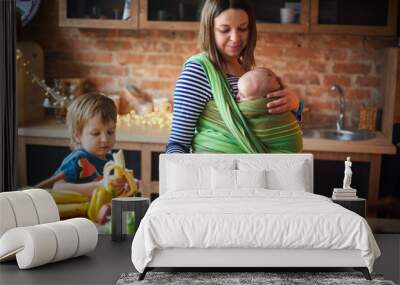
[{"x1": 116, "y1": 271, "x2": 396, "y2": 285}]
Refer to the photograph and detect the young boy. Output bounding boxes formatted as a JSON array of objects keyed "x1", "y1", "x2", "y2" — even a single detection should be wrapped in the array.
[
  {"x1": 53, "y1": 93, "x2": 126, "y2": 197},
  {"x1": 236, "y1": 67, "x2": 282, "y2": 101}
]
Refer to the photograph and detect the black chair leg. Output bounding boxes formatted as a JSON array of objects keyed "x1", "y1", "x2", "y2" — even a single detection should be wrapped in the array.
[
  {"x1": 138, "y1": 268, "x2": 148, "y2": 281},
  {"x1": 354, "y1": 267, "x2": 371, "y2": 280}
]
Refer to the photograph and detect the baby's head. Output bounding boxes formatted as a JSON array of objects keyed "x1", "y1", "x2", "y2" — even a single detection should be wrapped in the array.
[
  {"x1": 67, "y1": 92, "x2": 117, "y2": 159},
  {"x1": 237, "y1": 67, "x2": 281, "y2": 101}
]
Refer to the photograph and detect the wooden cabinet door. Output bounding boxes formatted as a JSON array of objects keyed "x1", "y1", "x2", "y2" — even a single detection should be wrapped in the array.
[
  {"x1": 59, "y1": 0, "x2": 139, "y2": 29},
  {"x1": 139, "y1": 0, "x2": 203, "y2": 30},
  {"x1": 310, "y1": 0, "x2": 398, "y2": 35},
  {"x1": 254, "y1": 0, "x2": 310, "y2": 33},
  {"x1": 139, "y1": 0, "x2": 310, "y2": 33},
  {"x1": 26, "y1": 144, "x2": 71, "y2": 186}
]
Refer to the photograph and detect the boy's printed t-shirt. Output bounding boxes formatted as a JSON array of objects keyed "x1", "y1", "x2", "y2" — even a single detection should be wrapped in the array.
[{"x1": 55, "y1": 149, "x2": 113, "y2": 183}]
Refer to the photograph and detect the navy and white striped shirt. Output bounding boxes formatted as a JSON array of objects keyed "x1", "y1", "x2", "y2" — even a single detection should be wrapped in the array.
[
  {"x1": 165, "y1": 60, "x2": 302, "y2": 153},
  {"x1": 166, "y1": 61, "x2": 239, "y2": 153}
]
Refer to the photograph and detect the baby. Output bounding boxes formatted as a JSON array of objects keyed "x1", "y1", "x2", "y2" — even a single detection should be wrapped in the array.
[
  {"x1": 53, "y1": 92, "x2": 126, "y2": 197},
  {"x1": 235, "y1": 67, "x2": 303, "y2": 153},
  {"x1": 237, "y1": 67, "x2": 281, "y2": 101}
]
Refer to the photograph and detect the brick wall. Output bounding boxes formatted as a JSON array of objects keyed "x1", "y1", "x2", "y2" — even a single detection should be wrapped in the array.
[{"x1": 21, "y1": 1, "x2": 397, "y2": 129}]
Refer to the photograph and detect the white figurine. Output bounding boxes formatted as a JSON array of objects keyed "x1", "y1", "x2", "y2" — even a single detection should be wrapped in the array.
[{"x1": 343, "y1": 157, "x2": 353, "y2": 189}]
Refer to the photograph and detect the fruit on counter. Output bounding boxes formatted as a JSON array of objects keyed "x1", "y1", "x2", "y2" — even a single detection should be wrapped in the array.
[
  {"x1": 57, "y1": 202, "x2": 89, "y2": 219},
  {"x1": 47, "y1": 189, "x2": 89, "y2": 204}
]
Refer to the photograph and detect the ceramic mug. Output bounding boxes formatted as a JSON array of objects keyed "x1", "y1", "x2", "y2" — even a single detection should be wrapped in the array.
[{"x1": 280, "y1": 8, "x2": 295, "y2": 24}]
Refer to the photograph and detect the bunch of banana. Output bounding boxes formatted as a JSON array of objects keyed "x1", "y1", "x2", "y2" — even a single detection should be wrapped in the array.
[
  {"x1": 46, "y1": 190, "x2": 89, "y2": 219},
  {"x1": 57, "y1": 202, "x2": 89, "y2": 219},
  {"x1": 87, "y1": 150, "x2": 138, "y2": 222},
  {"x1": 47, "y1": 189, "x2": 89, "y2": 204}
]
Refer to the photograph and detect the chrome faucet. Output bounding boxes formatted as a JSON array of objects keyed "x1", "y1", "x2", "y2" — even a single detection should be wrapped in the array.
[{"x1": 330, "y1": 85, "x2": 345, "y2": 131}]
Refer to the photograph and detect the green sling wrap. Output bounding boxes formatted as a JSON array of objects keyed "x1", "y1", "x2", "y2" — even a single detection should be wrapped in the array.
[{"x1": 188, "y1": 53, "x2": 303, "y2": 153}]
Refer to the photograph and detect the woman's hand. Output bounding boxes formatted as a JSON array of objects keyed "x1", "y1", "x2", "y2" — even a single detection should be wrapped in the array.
[{"x1": 266, "y1": 87, "x2": 300, "y2": 114}]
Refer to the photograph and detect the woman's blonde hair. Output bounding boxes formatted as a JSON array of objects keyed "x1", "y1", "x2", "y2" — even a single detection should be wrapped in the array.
[
  {"x1": 66, "y1": 92, "x2": 117, "y2": 148},
  {"x1": 198, "y1": 0, "x2": 257, "y2": 72}
]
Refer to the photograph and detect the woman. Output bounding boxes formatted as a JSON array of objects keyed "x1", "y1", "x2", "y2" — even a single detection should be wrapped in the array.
[{"x1": 166, "y1": 0, "x2": 303, "y2": 154}]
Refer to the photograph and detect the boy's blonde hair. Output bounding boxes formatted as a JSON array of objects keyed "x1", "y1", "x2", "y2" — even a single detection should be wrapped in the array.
[{"x1": 66, "y1": 92, "x2": 117, "y2": 148}]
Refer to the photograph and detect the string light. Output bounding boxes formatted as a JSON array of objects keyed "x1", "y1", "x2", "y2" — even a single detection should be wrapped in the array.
[
  {"x1": 16, "y1": 48, "x2": 65, "y2": 103},
  {"x1": 117, "y1": 109, "x2": 172, "y2": 129},
  {"x1": 17, "y1": 49, "x2": 173, "y2": 129}
]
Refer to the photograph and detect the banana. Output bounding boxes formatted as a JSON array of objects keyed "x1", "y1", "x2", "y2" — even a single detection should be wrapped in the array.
[
  {"x1": 47, "y1": 189, "x2": 89, "y2": 204},
  {"x1": 103, "y1": 150, "x2": 137, "y2": 197},
  {"x1": 113, "y1": 149, "x2": 125, "y2": 177},
  {"x1": 57, "y1": 202, "x2": 89, "y2": 219},
  {"x1": 87, "y1": 186, "x2": 112, "y2": 222},
  {"x1": 87, "y1": 150, "x2": 138, "y2": 222},
  {"x1": 119, "y1": 168, "x2": 137, "y2": 197}
]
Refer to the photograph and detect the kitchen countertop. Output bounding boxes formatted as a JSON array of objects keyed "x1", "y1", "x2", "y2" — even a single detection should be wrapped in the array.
[
  {"x1": 18, "y1": 120, "x2": 169, "y2": 144},
  {"x1": 302, "y1": 132, "x2": 396, "y2": 154},
  {"x1": 18, "y1": 120, "x2": 396, "y2": 155}
]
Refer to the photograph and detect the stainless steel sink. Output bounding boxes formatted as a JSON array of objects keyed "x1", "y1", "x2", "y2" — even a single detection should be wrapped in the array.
[
  {"x1": 302, "y1": 128, "x2": 376, "y2": 141},
  {"x1": 309, "y1": 85, "x2": 377, "y2": 141}
]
